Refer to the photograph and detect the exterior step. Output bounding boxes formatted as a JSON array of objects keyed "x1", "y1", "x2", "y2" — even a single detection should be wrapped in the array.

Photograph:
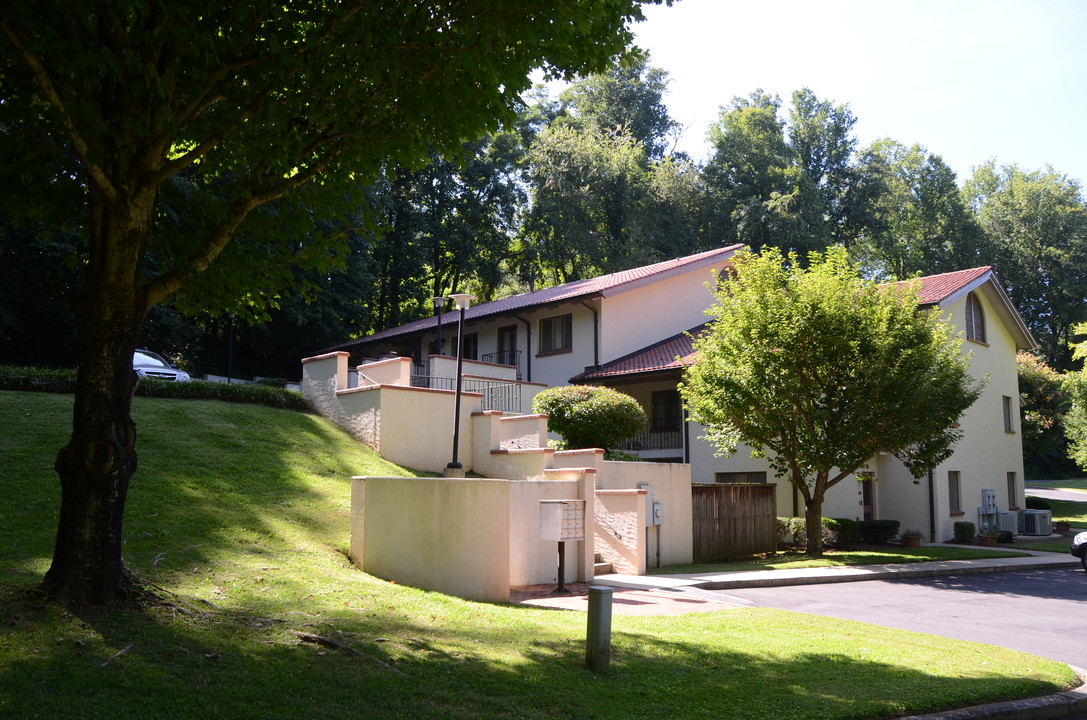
[{"x1": 593, "y1": 554, "x2": 613, "y2": 575}]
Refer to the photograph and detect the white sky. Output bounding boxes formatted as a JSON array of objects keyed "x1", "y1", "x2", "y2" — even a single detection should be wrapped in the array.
[{"x1": 631, "y1": 0, "x2": 1087, "y2": 186}]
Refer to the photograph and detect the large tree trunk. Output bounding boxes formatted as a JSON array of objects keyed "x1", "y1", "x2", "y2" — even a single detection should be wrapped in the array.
[{"x1": 39, "y1": 187, "x2": 154, "y2": 606}]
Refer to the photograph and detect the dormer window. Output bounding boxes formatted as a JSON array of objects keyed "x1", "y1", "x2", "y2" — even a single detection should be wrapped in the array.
[{"x1": 965, "y1": 292, "x2": 986, "y2": 343}]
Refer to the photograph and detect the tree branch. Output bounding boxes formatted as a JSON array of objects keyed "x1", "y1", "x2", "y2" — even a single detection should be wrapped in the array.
[{"x1": 1, "y1": 20, "x2": 119, "y2": 203}]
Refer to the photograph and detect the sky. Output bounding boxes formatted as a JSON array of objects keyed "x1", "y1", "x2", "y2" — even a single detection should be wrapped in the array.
[{"x1": 628, "y1": 0, "x2": 1087, "y2": 186}]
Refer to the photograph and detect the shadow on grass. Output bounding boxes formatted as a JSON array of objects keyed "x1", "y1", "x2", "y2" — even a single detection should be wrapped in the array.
[
  {"x1": 0, "y1": 593, "x2": 1071, "y2": 720},
  {"x1": 0, "y1": 391, "x2": 410, "y2": 593}
]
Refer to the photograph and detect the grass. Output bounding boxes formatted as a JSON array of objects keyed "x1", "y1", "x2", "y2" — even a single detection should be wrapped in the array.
[
  {"x1": 651, "y1": 546, "x2": 1030, "y2": 575},
  {"x1": 0, "y1": 391, "x2": 1078, "y2": 720}
]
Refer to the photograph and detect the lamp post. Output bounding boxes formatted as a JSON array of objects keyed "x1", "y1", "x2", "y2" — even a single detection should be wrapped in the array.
[
  {"x1": 432, "y1": 296, "x2": 446, "y2": 357},
  {"x1": 446, "y1": 293, "x2": 474, "y2": 476}
]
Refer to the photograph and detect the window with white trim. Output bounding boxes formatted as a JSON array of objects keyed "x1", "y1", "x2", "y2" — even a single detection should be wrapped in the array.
[{"x1": 1003, "y1": 395, "x2": 1014, "y2": 433}]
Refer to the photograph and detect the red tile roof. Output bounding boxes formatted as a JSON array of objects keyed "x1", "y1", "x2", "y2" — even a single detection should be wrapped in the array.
[
  {"x1": 894, "y1": 266, "x2": 992, "y2": 305},
  {"x1": 327, "y1": 244, "x2": 743, "y2": 352},
  {"x1": 573, "y1": 326, "x2": 706, "y2": 382}
]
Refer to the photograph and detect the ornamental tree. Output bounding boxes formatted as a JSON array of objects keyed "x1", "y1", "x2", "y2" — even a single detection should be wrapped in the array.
[
  {"x1": 532, "y1": 385, "x2": 647, "y2": 452},
  {"x1": 0, "y1": 0, "x2": 660, "y2": 606},
  {"x1": 679, "y1": 246, "x2": 982, "y2": 555}
]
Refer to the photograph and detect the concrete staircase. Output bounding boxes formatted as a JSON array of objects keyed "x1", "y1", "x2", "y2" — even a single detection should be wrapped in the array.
[{"x1": 594, "y1": 553, "x2": 613, "y2": 576}]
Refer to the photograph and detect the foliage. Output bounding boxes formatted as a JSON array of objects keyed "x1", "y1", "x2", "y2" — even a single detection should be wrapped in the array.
[
  {"x1": 1025, "y1": 496, "x2": 1052, "y2": 510},
  {"x1": 1063, "y1": 323, "x2": 1087, "y2": 469},
  {"x1": 680, "y1": 246, "x2": 981, "y2": 554},
  {"x1": 2, "y1": 391, "x2": 1073, "y2": 720},
  {"x1": 703, "y1": 88, "x2": 870, "y2": 257},
  {"x1": 964, "y1": 162, "x2": 1087, "y2": 369},
  {"x1": 777, "y1": 517, "x2": 858, "y2": 550},
  {"x1": 1017, "y1": 352, "x2": 1076, "y2": 478},
  {"x1": 1, "y1": 0, "x2": 660, "y2": 605},
  {"x1": 0, "y1": 366, "x2": 309, "y2": 411},
  {"x1": 858, "y1": 520, "x2": 901, "y2": 545},
  {"x1": 851, "y1": 140, "x2": 989, "y2": 280},
  {"x1": 953, "y1": 521, "x2": 976, "y2": 544},
  {"x1": 603, "y1": 450, "x2": 645, "y2": 462},
  {"x1": 531, "y1": 385, "x2": 647, "y2": 451}
]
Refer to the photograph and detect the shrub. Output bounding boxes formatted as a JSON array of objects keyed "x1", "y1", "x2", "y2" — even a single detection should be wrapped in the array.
[
  {"x1": 1025, "y1": 496, "x2": 1051, "y2": 510},
  {"x1": 997, "y1": 530, "x2": 1014, "y2": 543},
  {"x1": 603, "y1": 450, "x2": 644, "y2": 462},
  {"x1": 825, "y1": 517, "x2": 860, "y2": 548},
  {"x1": 952, "y1": 521, "x2": 976, "y2": 544},
  {"x1": 256, "y1": 377, "x2": 288, "y2": 388},
  {"x1": 0, "y1": 366, "x2": 310, "y2": 411},
  {"x1": 777, "y1": 517, "x2": 857, "y2": 549},
  {"x1": 531, "y1": 385, "x2": 647, "y2": 451},
  {"x1": 858, "y1": 519, "x2": 900, "y2": 544}
]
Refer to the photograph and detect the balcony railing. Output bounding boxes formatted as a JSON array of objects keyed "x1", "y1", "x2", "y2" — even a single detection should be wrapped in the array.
[
  {"x1": 480, "y1": 349, "x2": 522, "y2": 379},
  {"x1": 617, "y1": 419, "x2": 683, "y2": 452},
  {"x1": 410, "y1": 374, "x2": 522, "y2": 413}
]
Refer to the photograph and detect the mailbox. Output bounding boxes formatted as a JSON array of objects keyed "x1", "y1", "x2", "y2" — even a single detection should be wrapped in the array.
[{"x1": 539, "y1": 499, "x2": 586, "y2": 542}]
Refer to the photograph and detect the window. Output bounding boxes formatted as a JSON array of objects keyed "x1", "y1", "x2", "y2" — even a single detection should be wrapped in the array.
[
  {"x1": 539, "y1": 313, "x2": 572, "y2": 354},
  {"x1": 1007, "y1": 472, "x2": 1018, "y2": 509},
  {"x1": 651, "y1": 390, "x2": 682, "y2": 433},
  {"x1": 1003, "y1": 395, "x2": 1014, "y2": 433},
  {"x1": 451, "y1": 332, "x2": 478, "y2": 360},
  {"x1": 948, "y1": 471, "x2": 962, "y2": 514},
  {"x1": 965, "y1": 292, "x2": 986, "y2": 343},
  {"x1": 715, "y1": 471, "x2": 767, "y2": 483}
]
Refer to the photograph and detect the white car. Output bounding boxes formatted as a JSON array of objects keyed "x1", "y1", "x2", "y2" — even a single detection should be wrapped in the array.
[{"x1": 133, "y1": 349, "x2": 191, "y2": 382}]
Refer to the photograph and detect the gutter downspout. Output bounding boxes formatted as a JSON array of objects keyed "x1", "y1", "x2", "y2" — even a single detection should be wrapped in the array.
[
  {"x1": 927, "y1": 469, "x2": 936, "y2": 543},
  {"x1": 515, "y1": 314, "x2": 532, "y2": 383},
  {"x1": 579, "y1": 299, "x2": 600, "y2": 369}
]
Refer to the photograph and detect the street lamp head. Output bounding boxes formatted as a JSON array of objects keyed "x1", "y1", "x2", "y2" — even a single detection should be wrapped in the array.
[
  {"x1": 448, "y1": 293, "x2": 474, "y2": 311},
  {"x1": 432, "y1": 296, "x2": 447, "y2": 311}
]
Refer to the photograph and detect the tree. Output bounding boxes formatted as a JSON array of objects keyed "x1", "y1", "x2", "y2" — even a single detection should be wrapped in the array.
[
  {"x1": 963, "y1": 162, "x2": 1087, "y2": 369},
  {"x1": 1062, "y1": 323, "x2": 1087, "y2": 470},
  {"x1": 852, "y1": 140, "x2": 990, "y2": 280},
  {"x1": 0, "y1": 0, "x2": 658, "y2": 606},
  {"x1": 1017, "y1": 352, "x2": 1076, "y2": 479},
  {"x1": 532, "y1": 385, "x2": 647, "y2": 452},
  {"x1": 559, "y1": 49, "x2": 680, "y2": 161},
  {"x1": 679, "y1": 247, "x2": 981, "y2": 555}
]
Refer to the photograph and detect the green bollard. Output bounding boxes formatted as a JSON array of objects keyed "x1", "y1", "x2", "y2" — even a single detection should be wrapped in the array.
[{"x1": 585, "y1": 585, "x2": 613, "y2": 672}]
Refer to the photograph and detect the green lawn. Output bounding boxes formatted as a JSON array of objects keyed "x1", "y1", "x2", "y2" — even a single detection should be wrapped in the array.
[{"x1": 0, "y1": 391, "x2": 1077, "y2": 720}]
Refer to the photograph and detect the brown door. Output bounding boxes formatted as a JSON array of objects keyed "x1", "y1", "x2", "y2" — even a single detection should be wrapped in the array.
[
  {"x1": 497, "y1": 325, "x2": 517, "y2": 366},
  {"x1": 861, "y1": 478, "x2": 874, "y2": 521}
]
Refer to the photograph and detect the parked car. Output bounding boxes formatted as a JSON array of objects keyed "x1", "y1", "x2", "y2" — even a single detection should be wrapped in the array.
[{"x1": 133, "y1": 349, "x2": 191, "y2": 382}]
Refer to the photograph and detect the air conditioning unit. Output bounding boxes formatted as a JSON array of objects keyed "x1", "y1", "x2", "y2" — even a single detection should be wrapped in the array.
[
  {"x1": 1020, "y1": 509, "x2": 1052, "y2": 536},
  {"x1": 996, "y1": 511, "x2": 1018, "y2": 534}
]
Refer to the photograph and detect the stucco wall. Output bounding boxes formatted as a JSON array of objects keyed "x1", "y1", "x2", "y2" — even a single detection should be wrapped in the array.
[
  {"x1": 594, "y1": 490, "x2": 647, "y2": 575},
  {"x1": 598, "y1": 260, "x2": 728, "y2": 362},
  {"x1": 551, "y1": 449, "x2": 694, "y2": 567},
  {"x1": 351, "y1": 476, "x2": 512, "y2": 602}
]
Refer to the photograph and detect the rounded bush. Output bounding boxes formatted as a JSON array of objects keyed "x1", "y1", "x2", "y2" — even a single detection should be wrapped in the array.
[
  {"x1": 531, "y1": 385, "x2": 647, "y2": 451},
  {"x1": 1025, "y1": 496, "x2": 1051, "y2": 510},
  {"x1": 952, "y1": 521, "x2": 976, "y2": 544}
]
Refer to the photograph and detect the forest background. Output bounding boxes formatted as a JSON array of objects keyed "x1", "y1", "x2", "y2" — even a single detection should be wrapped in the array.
[{"x1": 2, "y1": 55, "x2": 1084, "y2": 478}]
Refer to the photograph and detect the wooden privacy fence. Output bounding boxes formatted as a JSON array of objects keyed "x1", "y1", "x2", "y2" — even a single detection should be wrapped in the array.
[{"x1": 692, "y1": 483, "x2": 777, "y2": 562}]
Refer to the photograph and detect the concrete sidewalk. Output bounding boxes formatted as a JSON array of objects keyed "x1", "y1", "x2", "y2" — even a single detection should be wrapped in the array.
[{"x1": 592, "y1": 543, "x2": 1082, "y2": 593}]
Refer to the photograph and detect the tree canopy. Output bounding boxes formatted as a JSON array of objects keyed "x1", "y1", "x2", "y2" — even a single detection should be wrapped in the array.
[
  {"x1": 0, "y1": 0, "x2": 661, "y2": 606},
  {"x1": 679, "y1": 247, "x2": 982, "y2": 554}
]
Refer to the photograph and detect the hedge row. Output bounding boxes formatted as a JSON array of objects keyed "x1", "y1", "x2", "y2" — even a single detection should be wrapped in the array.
[
  {"x1": 777, "y1": 516, "x2": 903, "y2": 549},
  {"x1": 0, "y1": 366, "x2": 311, "y2": 411}
]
